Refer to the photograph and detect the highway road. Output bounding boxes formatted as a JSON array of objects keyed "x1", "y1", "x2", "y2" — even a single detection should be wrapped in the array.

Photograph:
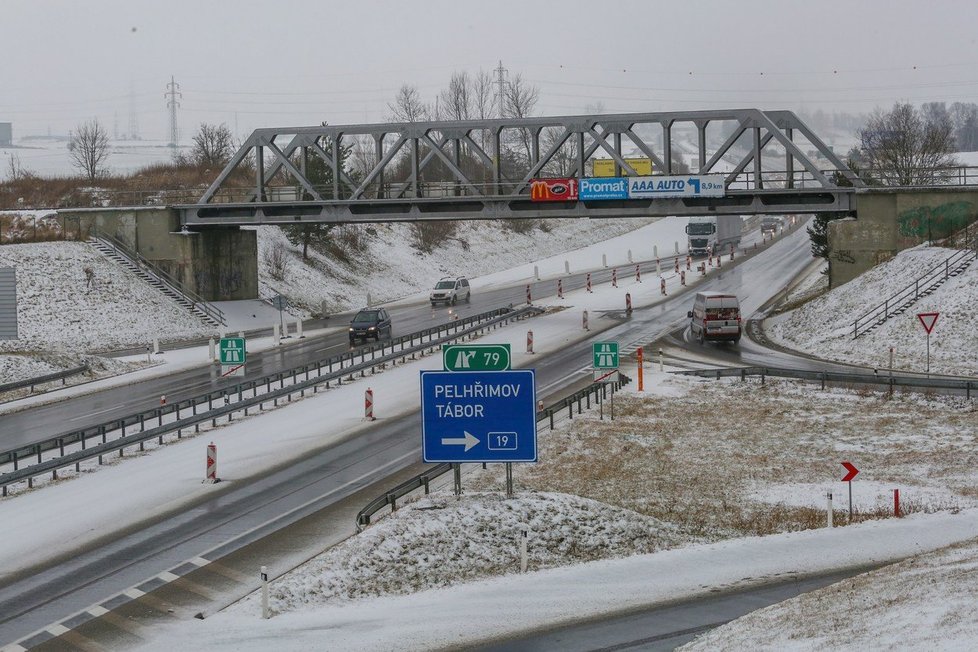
[{"x1": 1, "y1": 224, "x2": 833, "y2": 648}]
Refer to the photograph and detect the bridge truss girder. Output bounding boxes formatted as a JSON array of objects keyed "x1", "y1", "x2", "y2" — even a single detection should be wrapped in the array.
[{"x1": 182, "y1": 108, "x2": 861, "y2": 225}]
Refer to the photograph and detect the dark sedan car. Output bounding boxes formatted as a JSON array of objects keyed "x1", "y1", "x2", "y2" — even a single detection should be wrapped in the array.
[{"x1": 349, "y1": 308, "x2": 392, "y2": 344}]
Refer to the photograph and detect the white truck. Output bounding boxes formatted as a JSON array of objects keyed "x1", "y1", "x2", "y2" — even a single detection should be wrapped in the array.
[{"x1": 685, "y1": 215, "x2": 742, "y2": 256}]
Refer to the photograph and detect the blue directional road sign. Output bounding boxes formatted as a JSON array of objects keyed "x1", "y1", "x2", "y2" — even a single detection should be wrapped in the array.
[{"x1": 420, "y1": 369, "x2": 537, "y2": 463}]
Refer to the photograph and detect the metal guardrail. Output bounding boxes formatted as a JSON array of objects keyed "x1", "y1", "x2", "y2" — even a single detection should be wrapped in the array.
[
  {"x1": 355, "y1": 373, "x2": 632, "y2": 529},
  {"x1": 0, "y1": 305, "x2": 542, "y2": 494},
  {"x1": 0, "y1": 365, "x2": 89, "y2": 395},
  {"x1": 675, "y1": 365, "x2": 977, "y2": 397},
  {"x1": 852, "y1": 224, "x2": 978, "y2": 339},
  {"x1": 92, "y1": 231, "x2": 227, "y2": 326}
]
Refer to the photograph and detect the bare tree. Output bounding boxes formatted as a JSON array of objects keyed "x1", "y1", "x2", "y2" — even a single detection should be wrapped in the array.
[
  {"x1": 440, "y1": 71, "x2": 472, "y2": 122},
  {"x1": 472, "y1": 70, "x2": 497, "y2": 121},
  {"x1": 503, "y1": 74, "x2": 539, "y2": 163},
  {"x1": 388, "y1": 85, "x2": 429, "y2": 122},
  {"x1": 859, "y1": 102, "x2": 958, "y2": 186},
  {"x1": 191, "y1": 123, "x2": 236, "y2": 167},
  {"x1": 68, "y1": 119, "x2": 110, "y2": 183}
]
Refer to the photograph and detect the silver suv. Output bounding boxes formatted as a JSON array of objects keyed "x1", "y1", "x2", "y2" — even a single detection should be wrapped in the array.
[{"x1": 429, "y1": 277, "x2": 471, "y2": 306}]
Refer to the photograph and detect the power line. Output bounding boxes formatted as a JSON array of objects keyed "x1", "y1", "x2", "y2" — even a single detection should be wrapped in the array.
[{"x1": 165, "y1": 76, "x2": 182, "y2": 155}]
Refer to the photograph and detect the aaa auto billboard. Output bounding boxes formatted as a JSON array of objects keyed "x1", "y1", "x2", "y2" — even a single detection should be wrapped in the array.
[
  {"x1": 627, "y1": 175, "x2": 726, "y2": 198},
  {"x1": 529, "y1": 178, "x2": 578, "y2": 201}
]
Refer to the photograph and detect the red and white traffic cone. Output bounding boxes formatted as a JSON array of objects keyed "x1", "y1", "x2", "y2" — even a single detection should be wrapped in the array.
[
  {"x1": 526, "y1": 330, "x2": 534, "y2": 354},
  {"x1": 583, "y1": 310, "x2": 589, "y2": 331},
  {"x1": 612, "y1": 268, "x2": 618, "y2": 288},
  {"x1": 586, "y1": 273, "x2": 592, "y2": 293},
  {"x1": 205, "y1": 442, "x2": 219, "y2": 483},
  {"x1": 526, "y1": 284, "x2": 532, "y2": 304},
  {"x1": 557, "y1": 279, "x2": 564, "y2": 299},
  {"x1": 160, "y1": 395, "x2": 167, "y2": 407},
  {"x1": 660, "y1": 278, "x2": 666, "y2": 295},
  {"x1": 680, "y1": 270, "x2": 686, "y2": 286},
  {"x1": 625, "y1": 292, "x2": 632, "y2": 315},
  {"x1": 635, "y1": 264, "x2": 641, "y2": 283},
  {"x1": 364, "y1": 388, "x2": 376, "y2": 421}
]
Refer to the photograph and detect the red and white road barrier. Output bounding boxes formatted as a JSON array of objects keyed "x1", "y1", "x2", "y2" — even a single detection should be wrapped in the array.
[
  {"x1": 557, "y1": 279, "x2": 564, "y2": 299},
  {"x1": 674, "y1": 257, "x2": 679, "y2": 273},
  {"x1": 526, "y1": 330, "x2": 534, "y2": 354},
  {"x1": 582, "y1": 310, "x2": 589, "y2": 331},
  {"x1": 586, "y1": 273, "x2": 592, "y2": 293},
  {"x1": 364, "y1": 387, "x2": 376, "y2": 421},
  {"x1": 680, "y1": 270, "x2": 686, "y2": 286},
  {"x1": 717, "y1": 254, "x2": 722, "y2": 268},
  {"x1": 205, "y1": 442, "x2": 218, "y2": 483},
  {"x1": 160, "y1": 394, "x2": 167, "y2": 406},
  {"x1": 700, "y1": 263, "x2": 707, "y2": 276},
  {"x1": 686, "y1": 255, "x2": 691, "y2": 271},
  {"x1": 660, "y1": 278, "x2": 666, "y2": 295},
  {"x1": 635, "y1": 264, "x2": 641, "y2": 283},
  {"x1": 625, "y1": 292, "x2": 632, "y2": 314},
  {"x1": 730, "y1": 243, "x2": 735, "y2": 261},
  {"x1": 612, "y1": 268, "x2": 618, "y2": 288},
  {"x1": 526, "y1": 284, "x2": 532, "y2": 304}
]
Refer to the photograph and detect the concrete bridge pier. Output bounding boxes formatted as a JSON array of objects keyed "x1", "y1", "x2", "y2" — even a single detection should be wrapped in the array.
[
  {"x1": 60, "y1": 207, "x2": 258, "y2": 301},
  {"x1": 829, "y1": 188, "x2": 978, "y2": 287}
]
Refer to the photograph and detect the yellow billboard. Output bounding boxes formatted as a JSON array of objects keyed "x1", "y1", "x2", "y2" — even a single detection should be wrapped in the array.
[{"x1": 592, "y1": 158, "x2": 652, "y2": 177}]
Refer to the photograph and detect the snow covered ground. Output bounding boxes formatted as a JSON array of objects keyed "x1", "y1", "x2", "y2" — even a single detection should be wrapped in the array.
[{"x1": 768, "y1": 244, "x2": 978, "y2": 376}]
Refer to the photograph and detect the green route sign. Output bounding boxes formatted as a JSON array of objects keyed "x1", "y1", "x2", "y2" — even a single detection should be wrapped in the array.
[
  {"x1": 219, "y1": 337, "x2": 247, "y2": 365},
  {"x1": 442, "y1": 343, "x2": 512, "y2": 372},
  {"x1": 592, "y1": 341, "x2": 619, "y2": 369}
]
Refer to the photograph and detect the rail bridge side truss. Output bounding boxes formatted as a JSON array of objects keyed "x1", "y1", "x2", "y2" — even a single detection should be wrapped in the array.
[{"x1": 182, "y1": 108, "x2": 861, "y2": 225}]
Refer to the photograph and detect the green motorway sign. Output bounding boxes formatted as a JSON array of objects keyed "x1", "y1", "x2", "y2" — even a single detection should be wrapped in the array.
[
  {"x1": 592, "y1": 341, "x2": 619, "y2": 369},
  {"x1": 442, "y1": 343, "x2": 512, "y2": 371},
  {"x1": 219, "y1": 337, "x2": 247, "y2": 365}
]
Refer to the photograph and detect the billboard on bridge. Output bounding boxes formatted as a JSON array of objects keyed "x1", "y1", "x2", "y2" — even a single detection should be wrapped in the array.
[
  {"x1": 592, "y1": 158, "x2": 652, "y2": 177},
  {"x1": 579, "y1": 177, "x2": 628, "y2": 201},
  {"x1": 529, "y1": 178, "x2": 578, "y2": 201},
  {"x1": 628, "y1": 175, "x2": 726, "y2": 199}
]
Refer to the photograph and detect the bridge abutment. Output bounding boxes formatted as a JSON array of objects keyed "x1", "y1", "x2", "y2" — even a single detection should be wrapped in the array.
[
  {"x1": 829, "y1": 188, "x2": 978, "y2": 287},
  {"x1": 60, "y1": 207, "x2": 258, "y2": 301}
]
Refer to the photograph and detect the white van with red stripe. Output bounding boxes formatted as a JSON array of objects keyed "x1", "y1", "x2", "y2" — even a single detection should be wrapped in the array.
[{"x1": 687, "y1": 292, "x2": 742, "y2": 344}]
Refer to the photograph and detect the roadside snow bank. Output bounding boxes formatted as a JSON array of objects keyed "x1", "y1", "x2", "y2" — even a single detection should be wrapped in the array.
[{"x1": 768, "y1": 244, "x2": 978, "y2": 376}]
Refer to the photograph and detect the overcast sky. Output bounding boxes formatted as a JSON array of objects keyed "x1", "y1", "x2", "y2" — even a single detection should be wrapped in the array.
[{"x1": 3, "y1": 0, "x2": 978, "y2": 141}]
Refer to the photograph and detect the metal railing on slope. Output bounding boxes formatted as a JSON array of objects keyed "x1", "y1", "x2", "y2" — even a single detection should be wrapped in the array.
[
  {"x1": 355, "y1": 373, "x2": 632, "y2": 529},
  {"x1": 91, "y1": 231, "x2": 227, "y2": 327},
  {"x1": 675, "y1": 365, "x2": 978, "y2": 397},
  {"x1": 0, "y1": 365, "x2": 89, "y2": 395},
  {"x1": 0, "y1": 305, "x2": 542, "y2": 495},
  {"x1": 852, "y1": 223, "x2": 978, "y2": 339}
]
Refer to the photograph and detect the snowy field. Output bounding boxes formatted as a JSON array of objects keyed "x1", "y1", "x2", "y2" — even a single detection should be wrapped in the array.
[{"x1": 768, "y1": 244, "x2": 978, "y2": 376}]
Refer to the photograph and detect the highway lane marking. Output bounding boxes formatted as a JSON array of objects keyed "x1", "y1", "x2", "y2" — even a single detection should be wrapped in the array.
[
  {"x1": 68, "y1": 405, "x2": 126, "y2": 422},
  {"x1": 87, "y1": 606, "x2": 108, "y2": 617},
  {"x1": 123, "y1": 588, "x2": 145, "y2": 600},
  {"x1": 189, "y1": 557, "x2": 210, "y2": 567},
  {"x1": 44, "y1": 624, "x2": 69, "y2": 636},
  {"x1": 157, "y1": 571, "x2": 180, "y2": 582}
]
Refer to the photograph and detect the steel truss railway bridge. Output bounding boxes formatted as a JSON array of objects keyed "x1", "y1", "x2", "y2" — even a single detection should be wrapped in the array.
[{"x1": 179, "y1": 109, "x2": 867, "y2": 226}]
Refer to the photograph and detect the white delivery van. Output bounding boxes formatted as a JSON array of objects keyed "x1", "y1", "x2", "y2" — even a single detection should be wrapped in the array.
[{"x1": 687, "y1": 291, "x2": 742, "y2": 344}]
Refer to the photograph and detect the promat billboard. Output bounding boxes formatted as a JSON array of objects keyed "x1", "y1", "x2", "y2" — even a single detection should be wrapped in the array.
[{"x1": 579, "y1": 177, "x2": 628, "y2": 201}]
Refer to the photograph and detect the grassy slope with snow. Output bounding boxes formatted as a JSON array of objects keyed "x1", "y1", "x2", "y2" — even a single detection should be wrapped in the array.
[{"x1": 768, "y1": 244, "x2": 978, "y2": 376}]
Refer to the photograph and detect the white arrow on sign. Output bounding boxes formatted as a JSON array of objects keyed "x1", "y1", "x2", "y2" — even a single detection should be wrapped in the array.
[{"x1": 441, "y1": 431, "x2": 480, "y2": 452}]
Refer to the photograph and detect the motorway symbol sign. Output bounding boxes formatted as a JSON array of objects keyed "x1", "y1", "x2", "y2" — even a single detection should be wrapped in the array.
[
  {"x1": 219, "y1": 337, "x2": 246, "y2": 365},
  {"x1": 420, "y1": 370, "x2": 537, "y2": 463},
  {"x1": 841, "y1": 461, "x2": 859, "y2": 482},
  {"x1": 442, "y1": 343, "x2": 512, "y2": 371},
  {"x1": 593, "y1": 341, "x2": 619, "y2": 369},
  {"x1": 917, "y1": 312, "x2": 939, "y2": 334}
]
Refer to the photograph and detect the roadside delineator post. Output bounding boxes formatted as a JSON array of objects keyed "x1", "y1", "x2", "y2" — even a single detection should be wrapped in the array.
[
  {"x1": 686, "y1": 255, "x2": 691, "y2": 271},
  {"x1": 625, "y1": 293, "x2": 632, "y2": 315},
  {"x1": 894, "y1": 489, "x2": 901, "y2": 517},
  {"x1": 659, "y1": 348, "x2": 664, "y2": 372},
  {"x1": 680, "y1": 270, "x2": 686, "y2": 286},
  {"x1": 557, "y1": 279, "x2": 564, "y2": 299},
  {"x1": 612, "y1": 268, "x2": 618, "y2": 288},
  {"x1": 364, "y1": 388, "x2": 376, "y2": 421},
  {"x1": 582, "y1": 310, "x2": 589, "y2": 331},
  {"x1": 627, "y1": 249, "x2": 633, "y2": 263},
  {"x1": 526, "y1": 330, "x2": 534, "y2": 354},
  {"x1": 526, "y1": 284, "x2": 532, "y2": 304},
  {"x1": 564, "y1": 260, "x2": 570, "y2": 274},
  {"x1": 205, "y1": 442, "x2": 219, "y2": 483},
  {"x1": 208, "y1": 338, "x2": 216, "y2": 362},
  {"x1": 708, "y1": 255, "x2": 713, "y2": 268},
  {"x1": 637, "y1": 347, "x2": 644, "y2": 391},
  {"x1": 656, "y1": 258, "x2": 661, "y2": 275},
  {"x1": 660, "y1": 278, "x2": 666, "y2": 295},
  {"x1": 826, "y1": 492, "x2": 834, "y2": 528},
  {"x1": 296, "y1": 319, "x2": 304, "y2": 339},
  {"x1": 586, "y1": 273, "x2": 592, "y2": 293},
  {"x1": 534, "y1": 265, "x2": 540, "y2": 280},
  {"x1": 602, "y1": 253, "x2": 607, "y2": 267},
  {"x1": 635, "y1": 264, "x2": 641, "y2": 283},
  {"x1": 160, "y1": 394, "x2": 167, "y2": 407},
  {"x1": 153, "y1": 338, "x2": 161, "y2": 355},
  {"x1": 273, "y1": 323, "x2": 280, "y2": 342},
  {"x1": 519, "y1": 524, "x2": 529, "y2": 573}
]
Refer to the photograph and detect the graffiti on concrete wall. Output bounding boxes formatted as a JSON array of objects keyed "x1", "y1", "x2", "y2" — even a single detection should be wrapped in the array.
[
  {"x1": 898, "y1": 201, "x2": 974, "y2": 239},
  {"x1": 194, "y1": 268, "x2": 244, "y2": 299},
  {"x1": 831, "y1": 249, "x2": 855, "y2": 264}
]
